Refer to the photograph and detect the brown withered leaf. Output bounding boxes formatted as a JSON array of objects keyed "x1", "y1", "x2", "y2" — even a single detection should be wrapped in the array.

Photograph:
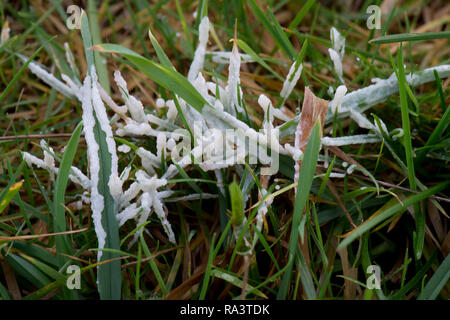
[
  {"x1": 294, "y1": 87, "x2": 329, "y2": 186},
  {"x1": 295, "y1": 87, "x2": 329, "y2": 153},
  {"x1": 293, "y1": 87, "x2": 329, "y2": 271}
]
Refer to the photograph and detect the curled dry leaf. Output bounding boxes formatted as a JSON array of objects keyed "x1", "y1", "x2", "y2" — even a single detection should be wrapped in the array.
[{"x1": 294, "y1": 86, "x2": 329, "y2": 187}]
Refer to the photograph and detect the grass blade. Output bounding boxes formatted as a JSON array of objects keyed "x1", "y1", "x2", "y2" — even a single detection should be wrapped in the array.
[
  {"x1": 420, "y1": 254, "x2": 450, "y2": 300},
  {"x1": 92, "y1": 44, "x2": 208, "y2": 113},
  {"x1": 247, "y1": 0, "x2": 296, "y2": 59},
  {"x1": 0, "y1": 180, "x2": 23, "y2": 214},
  {"x1": 338, "y1": 182, "x2": 448, "y2": 249},
  {"x1": 369, "y1": 31, "x2": 450, "y2": 44},
  {"x1": 395, "y1": 45, "x2": 424, "y2": 259},
  {"x1": 81, "y1": 12, "x2": 121, "y2": 300},
  {"x1": 52, "y1": 121, "x2": 83, "y2": 262},
  {"x1": 88, "y1": 0, "x2": 111, "y2": 93},
  {"x1": 278, "y1": 120, "x2": 321, "y2": 299}
]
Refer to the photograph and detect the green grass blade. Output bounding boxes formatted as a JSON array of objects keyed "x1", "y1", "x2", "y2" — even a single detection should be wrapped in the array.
[
  {"x1": 148, "y1": 28, "x2": 173, "y2": 69},
  {"x1": 416, "y1": 105, "x2": 449, "y2": 163},
  {"x1": 0, "y1": 180, "x2": 23, "y2": 214},
  {"x1": 88, "y1": 0, "x2": 111, "y2": 93},
  {"x1": 81, "y1": 12, "x2": 121, "y2": 300},
  {"x1": 247, "y1": 0, "x2": 296, "y2": 59},
  {"x1": 395, "y1": 45, "x2": 423, "y2": 259},
  {"x1": 229, "y1": 179, "x2": 244, "y2": 227},
  {"x1": 338, "y1": 182, "x2": 448, "y2": 249},
  {"x1": 0, "y1": 46, "x2": 43, "y2": 104},
  {"x1": 52, "y1": 121, "x2": 83, "y2": 263},
  {"x1": 92, "y1": 44, "x2": 208, "y2": 113},
  {"x1": 139, "y1": 232, "x2": 167, "y2": 297},
  {"x1": 370, "y1": 31, "x2": 450, "y2": 44},
  {"x1": 288, "y1": 0, "x2": 315, "y2": 30},
  {"x1": 420, "y1": 254, "x2": 450, "y2": 300},
  {"x1": 278, "y1": 120, "x2": 321, "y2": 299},
  {"x1": 236, "y1": 39, "x2": 283, "y2": 81},
  {"x1": 210, "y1": 268, "x2": 267, "y2": 299},
  {"x1": 199, "y1": 233, "x2": 216, "y2": 300}
]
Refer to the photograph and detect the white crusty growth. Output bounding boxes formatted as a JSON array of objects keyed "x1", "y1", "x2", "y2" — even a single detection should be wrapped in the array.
[
  {"x1": 188, "y1": 17, "x2": 210, "y2": 82},
  {"x1": 113, "y1": 70, "x2": 147, "y2": 123},
  {"x1": 80, "y1": 74, "x2": 107, "y2": 261},
  {"x1": 20, "y1": 55, "x2": 76, "y2": 99},
  {"x1": 280, "y1": 61, "x2": 303, "y2": 100},
  {"x1": 329, "y1": 27, "x2": 345, "y2": 83}
]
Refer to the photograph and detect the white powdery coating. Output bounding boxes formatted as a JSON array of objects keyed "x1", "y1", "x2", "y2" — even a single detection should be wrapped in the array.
[
  {"x1": 280, "y1": 66, "x2": 450, "y2": 139},
  {"x1": 330, "y1": 172, "x2": 346, "y2": 178},
  {"x1": 280, "y1": 62, "x2": 303, "y2": 99},
  {"x1": 166, "y1": 138, "x2": 176, "y2": 151},
  {"x1": 114, "y1": 70, "x2": 129, "y2": 96},
  {"x1": 121, "y1": 182, "x2": 141, "y2": 208},
  {"x1": 153, "y1": 196, "x2": 176, "y2": 244},
  {"x1": 98, "y1": 85, "x2": 127, "y2": 115},
  {"x1": 376, "y1": 117, "x2": 389, "y2": 135},
  {"x1": 349, "y1": 109, "x2": 376, "y2": 131},
  {"x1": 156, "y1": 98, "x2": 165, "y2": 108},
  {"x1": 117, "y1": 203, "x2": 140, "y2": 227},
  {"x1": 214, "y1": 100, "x2": 224, "y2": 112},
  {"x1": 113, "y1": 70, "x2": 147, "y2": 122},
  {"x1": 258, "y1": 94, "x2": 271, "y2": 111},
  {"x1": 80, "y1": 74, "x2": 106, "y2": 261},
  {"x1": 334, "y1": 65, "x2": 450, "y2": 118},
  {"x1": 40, "y1": 140, "x2": 56, "y2": 180},
  {"x1": 136, "y1": 147, "x2": 159, "y2": 174},
  {"x1": 70, "y1": 166, "x2": 91, "y2": 189},
  {"x1": 23, "y1": 152, "x2": 52, "y2": 172},
  {"x1": 330, "y1": 85, "x2": 347, "y2": 113},
  {"x1": 61, "y1": 74, "x2": 82, "y2": 101},
  {"x1": 258, "y1": 94, "x2": 274, "y2": 126},
  {"x1": 147, "y1": 114, "x2": 178, "y2": 131},
  {"x1": 321, "y1": 134, "x2": 381, "y2": 146},
  {"x1": 157, "y1": 133, "x2": 166, "y2": 159},
  {"x1": 22, "y1": 152, "x2": 90, "y2": 189},
  {"x1": 135, "y1": 170, "x2": 167, "y2": 191},
  {"x1": 346, "y1": 164, "x2": 357, "y2": 175},
  {"x1": 273, "y1": 107, "x2": 292, "y2": 122},
  {"x1": 116, "y1": 121, "x2": 173, "y2": 137},
  {"x1": 1, "y1": 21, "x2": 10, "y2": 44},
  {"x1": 164, "y1": 193, "x2": 218, "y2": 202},
  {"x1": 188, "y1": 17, "x2": 210, "y2": 82},
  {"x1": 193, "y1": 73, "x2": 213, "y2": 103},
  {"x1": 328, "y1": 48, "x2": 343, "y2": 82},
  {"x1": 63, "y1": 42, "x2": 79, "y2": 79},
  {"x1": 130, "y1": 192, "x2": 153, "y2": 246},
  {"x1": 330, "y1": 27, "x2": 345, "y2": 59},
  {"x1": 207, "y1": 51, "x2": 254, "y2": 64},
  {"x1": 284, "y1": 143, "x2": 303, "y2": 161},
  {"x1": 118, "y1": 144, "x2": 131, "y2": 153},
  {"x1": 127, "y1": 95, "x2": 147, "y2": 123},
  {"x1": 227, "y1": 40, "x2": 243, "y2": 114},
  {"x1": 25, "y1": 58, "x2": 75, "y2": 98},
  {"x1": 90, "y1": 67, "x2": 121, "y2": 204},
  {"x1": 254, "y1": 189, "x2": 273, "y2": 241},
  {"x1": 109, "y1": 174, "x2": 123, "y2": 202},
  {"x1": 165, "y1": 100, "x2": 178, "y2": 122}
]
